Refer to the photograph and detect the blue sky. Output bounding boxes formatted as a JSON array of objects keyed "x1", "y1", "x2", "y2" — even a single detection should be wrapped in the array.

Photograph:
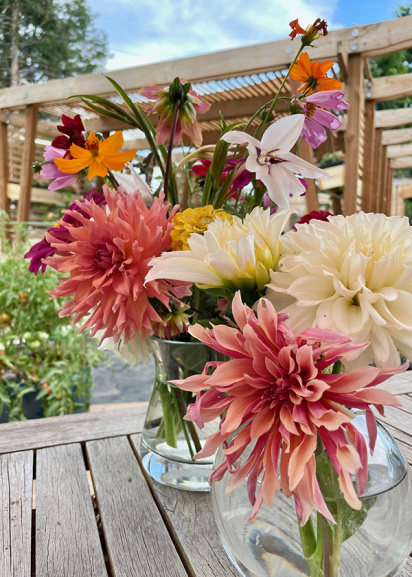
[{"x1": 87, "y1": 0, "x2": 402, "y2": 71}]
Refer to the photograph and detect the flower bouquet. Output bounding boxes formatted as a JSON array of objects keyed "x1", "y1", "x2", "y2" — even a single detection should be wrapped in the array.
[{"x1": 26, "y1": 17, "x2": 412, "y2": 576}]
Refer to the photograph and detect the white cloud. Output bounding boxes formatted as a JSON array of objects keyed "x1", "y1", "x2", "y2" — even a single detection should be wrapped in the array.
[{"x1": 93, "y1": 0, "x2": 341, "y2": 72}]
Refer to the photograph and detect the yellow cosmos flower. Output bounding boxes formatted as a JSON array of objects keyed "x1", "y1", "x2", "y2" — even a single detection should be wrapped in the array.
[
  {"x1": 55, "y1": 131, "x2": 137, "y2": 181},
  {"x1": 171, "y1": 205, "x2": 232, "y2": 251}
]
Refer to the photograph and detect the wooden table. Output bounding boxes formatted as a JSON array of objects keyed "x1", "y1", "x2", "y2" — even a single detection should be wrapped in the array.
[{"x1": 1, "y1": 372, "x2": 412, "y2": 577}]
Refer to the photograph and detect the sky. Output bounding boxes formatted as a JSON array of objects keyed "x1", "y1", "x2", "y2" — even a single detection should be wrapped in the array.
[{"x1": 87, "y1": 0, "x2": 402, "y2": 71}]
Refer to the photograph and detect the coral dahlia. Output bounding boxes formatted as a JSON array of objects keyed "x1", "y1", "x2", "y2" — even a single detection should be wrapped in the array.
[
  {"x1": 173, "y1": 293, "x2": 404, "y2": 524},
  {"x1": 45, "y1": 186, "x2": 191, "y2": 343}
]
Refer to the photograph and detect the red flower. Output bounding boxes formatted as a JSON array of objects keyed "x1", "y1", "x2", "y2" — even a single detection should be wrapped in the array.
[{"x1": 52, "y1": 114, "x2": 86, "y2": 150}]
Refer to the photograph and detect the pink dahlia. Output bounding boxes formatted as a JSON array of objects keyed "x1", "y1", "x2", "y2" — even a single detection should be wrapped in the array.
[
  {"x1": 173, "y1": 292, "x2": 405, "y2": 524},
  {"x1": 45, "y1": 186, "x2": 191, "y2": 343}
]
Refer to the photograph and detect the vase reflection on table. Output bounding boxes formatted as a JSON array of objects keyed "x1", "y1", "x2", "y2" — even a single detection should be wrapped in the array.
[{"x1": 140, "y1": 337, "x2": 224, "y2": 491}]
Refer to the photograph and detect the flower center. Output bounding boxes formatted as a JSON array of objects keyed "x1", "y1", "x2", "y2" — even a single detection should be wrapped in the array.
[
  {"x1": 305, "y1": 102, "x2": 317, "y2": 118},
  {"x1": 85, "y1": 133, "x2": 100, "y2": 155},
  {"x1": 257, "y1": 149, "x2": 283, "y2": 166}
]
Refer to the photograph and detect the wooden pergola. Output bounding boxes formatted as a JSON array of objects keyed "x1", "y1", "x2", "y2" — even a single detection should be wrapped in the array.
[{"x1": 1, "y1": 15, "x2": 412, "y2": 224}]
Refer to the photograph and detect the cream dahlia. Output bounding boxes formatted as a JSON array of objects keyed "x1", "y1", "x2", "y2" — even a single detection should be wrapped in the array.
[
  {"x1": 146, "y1": 207, "x2": 292, "y2": 295},
  {"x1": 45, "y1": 186, "x2": 191, "y2": 343},
  {"x1": 266, "y1": 212, "x2": 412, "y2": 368}
]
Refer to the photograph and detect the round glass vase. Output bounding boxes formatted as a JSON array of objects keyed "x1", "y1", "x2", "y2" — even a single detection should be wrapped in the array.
[
  {"x1": 211, "y1": 412, "x2": 412, "y2": 577},
  {"x1": 140, "y1": 337, "x2": 222, "y2": 491}
]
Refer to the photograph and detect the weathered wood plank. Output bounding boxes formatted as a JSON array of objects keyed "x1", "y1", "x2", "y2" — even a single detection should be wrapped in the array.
[
  {"x1": 0, "y1": 405, "x2": 147, "y2": 455},
  {"x1": 0, "y1": 451, "x2": 33, "y2": 577},
  {"x1": 379, "y1": 371, "x2": 412, "y2": 395},
  {"x1": 129, "y1": 435, "x2": 238, "y2": 577},
  {"x1": 87, "y1": 436, "x2": 187, "y2": 577},
  {"x1": 17, "y1": 105, "x2": 38, "y2": 223},
  {"x1": 397, "y1": 555, "x2": 412, "y2": 577},
  {"x1": 36, "y1": 443, "x2": 107, "y2": 577}
]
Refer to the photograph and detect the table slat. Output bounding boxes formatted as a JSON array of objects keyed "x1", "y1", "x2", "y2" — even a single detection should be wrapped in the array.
[
  {"x1": 129, "y1": 435, "x2": 239, "y2": 577},
  {"x1": 36, "y1": 444, "x2": 107, "y2": 577},
  {"x1": 87, "y1": 436, "x2": 187, "y2": 577},
  {"x1": 397, "y1": 555, "x2": 412, "y2": 577},
  {"x1": 0, "y1": 451, "x2": 33, "y2": 577},
  {"x1": 0, "y1": 406, "x2": 147, "y2": 455}
]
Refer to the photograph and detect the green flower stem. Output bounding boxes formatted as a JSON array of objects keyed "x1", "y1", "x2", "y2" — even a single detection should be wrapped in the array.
[
  {"x1": 158, "y1": 382, "x2": 178, "y2": 448},
  {"x1": 321, "y1": 515, "x2": 341, "y2": 577},
  {"x1": 254, "y1": 43, "x2": 305, "y2": 140},
  {"x1": 170, "y1": 386, "x2": 195, "y2": 460},
  {"x1": 106, "y1": 169, "x2": 119, "y2": 190},
  {"x1": 174, "y1": 387, "x2": 203, "y2": 455},
  {"x1": 164, "y1": 99, "x2": 180, "y2": 206}
]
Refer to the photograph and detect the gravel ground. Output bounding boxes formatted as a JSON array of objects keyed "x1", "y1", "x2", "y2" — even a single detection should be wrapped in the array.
[{"x1": 90, "y1": 351, "x2": 155, "y2": 404}]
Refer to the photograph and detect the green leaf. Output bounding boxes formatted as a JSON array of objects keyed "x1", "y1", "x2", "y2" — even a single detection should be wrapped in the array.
[{"x1": 316, "y1": 451, "x2": 376, "y2": 543}]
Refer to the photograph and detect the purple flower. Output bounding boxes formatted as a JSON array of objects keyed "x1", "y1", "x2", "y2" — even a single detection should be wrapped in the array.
[
  {"x1": 25, "y1": 189, "x2": 106, "y2": 275},
  {"x1": 294, "y1": 90, "x2": 349, "y2": 149},
  {"x1": 41, "y1": 146, "x2": 77, "y2": 192}
]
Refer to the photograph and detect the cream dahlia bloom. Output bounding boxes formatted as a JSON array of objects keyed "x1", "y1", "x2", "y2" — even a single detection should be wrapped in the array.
[
  {"x1": 266, "y1": 212, "x2": 412, "y2": 368},
  {"x1": 146, "y1": 207, "x2": 293, "y2": 293}
]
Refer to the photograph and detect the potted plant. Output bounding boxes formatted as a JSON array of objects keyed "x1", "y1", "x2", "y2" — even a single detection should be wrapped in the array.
[{"x1": 0, "y1": 225, "x2": 105, "y2": 421}]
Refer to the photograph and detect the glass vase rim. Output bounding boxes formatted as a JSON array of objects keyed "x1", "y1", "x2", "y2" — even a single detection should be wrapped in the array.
[{"x1": 149, "y1": 335, "x2": 208, "y2": 346}]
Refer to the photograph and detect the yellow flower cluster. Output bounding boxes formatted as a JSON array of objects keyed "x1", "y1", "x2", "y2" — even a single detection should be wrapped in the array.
[{"x1": 171, "y1": 205, "x2": 232, "y2": 251}]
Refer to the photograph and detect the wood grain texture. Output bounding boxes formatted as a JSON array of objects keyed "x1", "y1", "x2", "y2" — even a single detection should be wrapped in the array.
[
  {"x1": 36, "y1": 443, "x2": 107, "y2": 577},
  {"x1": 397, "y1": 556, "x2": 412, "y2": 577},
  {"x1": 129, "y1": 435, "x2": 239, "y2": 577},
  {"x1": 0, "y1": 451, "x2": 33, "y2": 577},
  {"x1": 0, "y1": 405, "x2": 147, "y2": 455},
  {"x1": 86, "y1": 436, "x2": 187, "y2": 577}
]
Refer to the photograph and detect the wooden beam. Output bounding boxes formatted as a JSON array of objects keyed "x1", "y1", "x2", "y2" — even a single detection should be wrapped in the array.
[
  {"x1": 390, "y1": 156, "x2": 412, "y2": 169},
  {"x1": 368, "y1": 74, "x2": 412, "y2": 102},
  {"x1": 362, "y1": 99, "x2": 375, "y2": 212},
  {"x1": 17, "y1": 106, "x2": 38, "y2": 222},
  {"x1": 375, "y1": 108, "x2": 412, "y2": 129},
  {"x1": 376, "y1": 143, "x2": 387, "y2": 213},
  {"x1": 0, "y1": 122, "x2": 9, "y2": 215},
  {"x1": 299, "y1": 140, "x2": 319, "y2": 212},
  {"x1": 85, "y1": 95, "x2": 289, "y2": 134},
  {"x1": 385, "y1": 167, "x2": 393, "y2": 215},
  {"x1": 387, "y1": 143, "x2": 412, "y2": 159},
  {"x1": 343, "y1": 54, "x2": 363, "y2": 216},
  {"x1": 382, "y1": 127, "x2": 412, "y2": 145},
  {"x1": 370, "y1": 128, "x2": 382, "y2": 212},
  {"x1": 1, "y1": 17, "x2": 412, "y2": 110},
  {"x1": 0, "y1": 110, "x2": 56, "y2": 138}
]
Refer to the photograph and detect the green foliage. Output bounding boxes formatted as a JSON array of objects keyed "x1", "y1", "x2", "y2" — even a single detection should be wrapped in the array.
[
  {"x1": 404, "y1": 198, "x2": 412, "y2": 224},
  {"x1": 0, "y1": 235, "x2": 106, "y2": 421},
  {"x1": 0, "y1": 0, "x2": 109, "y2": 88}
]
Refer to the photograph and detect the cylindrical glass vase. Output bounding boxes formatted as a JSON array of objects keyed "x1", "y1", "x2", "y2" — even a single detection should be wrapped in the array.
[
  {"x1": 140, "y1": 337, "x2": 222, "y2": 491},
  {"x1": 211, "y1": 413, "x2": 412, "y2": 577}
]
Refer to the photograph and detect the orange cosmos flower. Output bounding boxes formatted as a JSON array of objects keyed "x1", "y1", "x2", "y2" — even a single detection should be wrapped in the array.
[
  {"x1": 55, "y1": 131, "x2": 137, "y2": 180},
  {"x1": 289, "y1": 18, "x2": 328, "y2": 46},
  {"x1": 290, "y1": 52, "x2": 343, "y2": 94}
]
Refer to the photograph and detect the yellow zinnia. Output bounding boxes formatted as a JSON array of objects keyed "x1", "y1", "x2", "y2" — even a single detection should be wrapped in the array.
[
  {"x1": 171, "y1": 205, "x2": 232, "y2": 251},
  {"x1": 55, "y1": 131, "x2": 137, "y2": 180}
]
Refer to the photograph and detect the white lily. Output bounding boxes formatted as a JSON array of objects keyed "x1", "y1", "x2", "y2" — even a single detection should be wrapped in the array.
[
  {"x1": 221, "y1": 115, "x2": 330, "y2": 209},
  {"x1": 115, "y1": 162, "x2": 153, "y2": 206},
  {"x1": 146, "y1": 207, "x2": 293, "y2": 293}
]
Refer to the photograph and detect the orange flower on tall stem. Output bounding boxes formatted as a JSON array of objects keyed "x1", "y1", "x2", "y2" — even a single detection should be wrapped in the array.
[
  {"x1": 290, "y1": 52, "x2": 343, "y2": 94},
  {"x1": 289, "y1": 18, "x2": 328, "y2": 46},
  {"x1": 55, "y1": 131, "x2": 137, "y2": 180}
]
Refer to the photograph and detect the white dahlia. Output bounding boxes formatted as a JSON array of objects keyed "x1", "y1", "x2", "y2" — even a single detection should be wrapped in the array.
[
  {"x1": 146, "y1": 207, "x2": 293, "y2": 294},
  {"x1": 266, "y1": 212, "x2": 412, "y2": 368}
]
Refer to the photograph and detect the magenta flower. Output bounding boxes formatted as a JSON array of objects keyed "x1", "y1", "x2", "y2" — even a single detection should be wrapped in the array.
[
  {"x1": 25, "y1": 189, "x2": 106, "y2": 275},
  {"x1": 173, "y1": 292, "x2": 405, "y2": 525},
  {"x1": 41, "y1": 146, "x2": 77, "y2": 192},
  {"x1": 294, "y1": 90, "x2": 349, "y2": 148}
]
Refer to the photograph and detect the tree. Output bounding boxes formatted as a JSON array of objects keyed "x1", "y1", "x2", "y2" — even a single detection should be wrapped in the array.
[{"x1": 0, "y1": 0, "x2": 110, "y2": 88}]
